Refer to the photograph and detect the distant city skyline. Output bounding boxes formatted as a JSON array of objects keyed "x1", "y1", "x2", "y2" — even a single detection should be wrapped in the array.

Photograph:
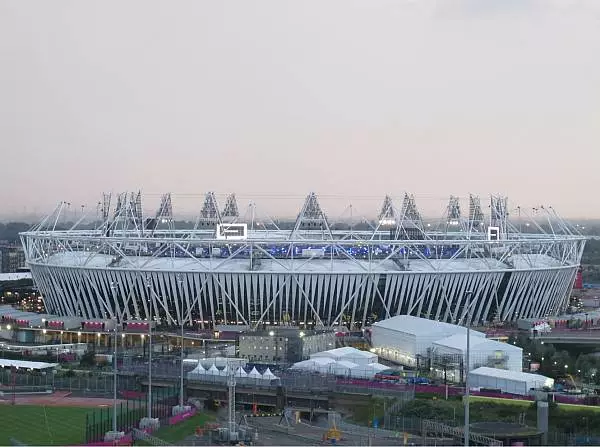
[{"x1": 1, "y1": 0, "x2": 599, "y2": 219}]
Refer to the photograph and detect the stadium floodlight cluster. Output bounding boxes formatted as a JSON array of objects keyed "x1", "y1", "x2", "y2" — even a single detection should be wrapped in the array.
[{"x1": 20, "y1": 192, "x2": 586, "y2": 329}]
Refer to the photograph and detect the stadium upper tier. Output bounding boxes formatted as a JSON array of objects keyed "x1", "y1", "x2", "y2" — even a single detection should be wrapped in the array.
[{"x1": 19, "y1": 192, "x2": 587, "y2": 327}]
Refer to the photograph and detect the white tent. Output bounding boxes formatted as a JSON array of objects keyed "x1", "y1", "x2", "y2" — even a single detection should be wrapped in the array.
[
  {"x1": 235, "y1": 366, "x2": 248, "y2": 378},
  {"x1": 349, "y1": 363, "x2": 389, "y2": 379},
  {"x1": 311, "y1": 347, "x2": 378, "y2": 366},
  {"x1": 219, "y1": 365, "x2": 230, "y2": 377},
  {"x1": 290, "y1": 357, "x2": 336, "y2": 373},
  {"x1": 262, "y1": 368, "x2": 279, "y2": 381},
  {"x1": 331, "y1": 360, "x2": 358, "y2": 377},
  {"x1": 314, "y1": 357, "x2": 336, "y2": 373},
  {"x1": 187, "y1": 364, "x2": 206, "y2": 379},
  {"x1": 206, "y1": 364, "x2": 220, "y2": 375},
  {"x1": 248, "y1": 367, "x2": 262, "y2": 379},
  {"x1": 290, "y1": 360, "x2": 315, "y2": 370}
]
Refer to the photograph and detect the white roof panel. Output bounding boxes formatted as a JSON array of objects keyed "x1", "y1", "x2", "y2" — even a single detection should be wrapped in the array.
[
  {"x1": 311, "y1": 347, "x2": 374, "y2": 360},
  {"x1": 470, "y1": 366, "x2": 549, "y2": 383},
  {"x1": 373, "y1": 315, "x2": 486, "y2": 338},
  {"x1": 44, "y1": 251, "x2": 562, "y2": 274},
  {"x1": 433, "y1": 333, "x2": 510, "y2": 351}
]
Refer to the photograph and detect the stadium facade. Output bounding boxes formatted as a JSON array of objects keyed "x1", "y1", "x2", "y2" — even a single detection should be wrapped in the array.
[{"x1": 20, "y1": 192, "x2": 586, "y2": 329}]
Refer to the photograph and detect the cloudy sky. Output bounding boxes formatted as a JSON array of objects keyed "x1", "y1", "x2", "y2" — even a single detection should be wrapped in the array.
[{"x1": 1, "y1": 0, "x2": 599, "y2": 220}]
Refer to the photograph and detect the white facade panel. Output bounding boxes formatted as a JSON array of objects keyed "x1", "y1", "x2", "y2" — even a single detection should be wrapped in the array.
[{"x1": 433, "y1": 336, "x2": 523, "y2": 372}]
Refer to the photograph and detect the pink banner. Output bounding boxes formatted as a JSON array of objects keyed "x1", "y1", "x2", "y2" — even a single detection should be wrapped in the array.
[{"x1": 168, "y1": 408, "x2": 197, "y2": 426}]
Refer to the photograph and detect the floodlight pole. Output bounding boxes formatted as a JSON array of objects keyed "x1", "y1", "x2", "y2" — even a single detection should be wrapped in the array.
[
  {"x1": 178, "y1": 275, "x2": 185, "y2": 408},
  {"x1": 146, "y1": 278, "x2": 153, "y2": 419},
  {"x1": 464, "y1": 290, "x2": 473, "y2": 447},
  {"x1": 110, "y1": 282, "x2": 119, "y2": 434},
  {"x1": 113, "y1": 317, "x2": 118, "y2": 433}
]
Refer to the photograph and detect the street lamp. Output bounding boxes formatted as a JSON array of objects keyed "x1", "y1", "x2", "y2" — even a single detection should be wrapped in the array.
[
  {"x1": 145, "y1": 275, "x2": 153, "y2": 420},
  {"x1": 463, "y1": 290, "x2": 474, "y2": 447},
  {"x1": 176, "y1": 274, "x2": 185, "y2": 409},
  {"x1": 110, "y1": 281, "x2": 119, "y2": 435}
]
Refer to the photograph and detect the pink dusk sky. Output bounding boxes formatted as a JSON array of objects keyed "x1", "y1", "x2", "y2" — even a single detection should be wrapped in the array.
[{"x1": 0, "y1": 0, "x2": 599, "y2": 220}]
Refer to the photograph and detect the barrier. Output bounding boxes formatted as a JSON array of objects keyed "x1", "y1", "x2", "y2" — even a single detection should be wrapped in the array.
[
  {"x1": 85, "y1": 385, "x2": 179, "y2": 444},
  {"x1": 81, "y1": 433, "x2": 133, "y2": 446},
  {"x1": 168, "y1": 408, "x2": 196, "y2": 426}
]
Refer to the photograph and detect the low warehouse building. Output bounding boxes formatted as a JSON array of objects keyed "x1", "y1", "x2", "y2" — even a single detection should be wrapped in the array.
[{"x1": 469, "y1": 367, "x2": 553, "y2": 395}]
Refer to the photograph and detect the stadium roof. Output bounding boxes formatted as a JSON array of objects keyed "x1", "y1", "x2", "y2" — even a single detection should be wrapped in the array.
[
  {"x1": 0, "y1": 358, "x2": 58, "y2": 370},
  {"x1": 45, "y1": 251, "x2": 563, "y2": 273},
  {"x1": 372, "y1": 315, "x2": 487, "y2": 338}
]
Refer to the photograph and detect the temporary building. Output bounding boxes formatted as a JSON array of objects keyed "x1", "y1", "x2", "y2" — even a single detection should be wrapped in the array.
[
  {"x1": 314, "y1": 357, "x2": 337, "y2": 373},
  {"x1": 206, "y1": 364, "x2": 220, "y2": 375},
  {"x1": 289, "y1": 358, "x2": 387, "y2": 379},
  {"x1": 292, "y1": 357, "x2": 336, "y2": 373},
  {"x1": 235, "y1": 367, "x2": 248, "y2": 378},
  {"x1": 349, "y1": 363, "x2": 389, "y2": 379},
  {"x1": 469, "y1": 367, "x2": 554, "y2": 396},
  {"x1": 290, "y1": 360, "x2": 315, "y2": 371},
  {"x1": 432, "y1": 334, "x2": 523, "y2": 372},
  {"x1": 311, "y1": 347, "x2": 377, "y2": 365},
  {"x1": 330, "y1": 360, "x2": 359, "y2": 377},
  {"x1": 187, "y1": 364, "x2": 206, "y2": 379},
  {"x1": 219, "y1": 365, "x2": 230, "y2": 377},
  {"x1": 262, "y1": 368, "x2": 279, "y2": 381},
  {"x1": 370, "y1": 315, "x2": 485, "y2": 366},
  {"x1": 248, "y1": 367, "x2": 262, "y2": 379}
]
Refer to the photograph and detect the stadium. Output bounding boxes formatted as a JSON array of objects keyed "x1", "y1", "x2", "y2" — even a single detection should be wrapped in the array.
[{"x1": 20, "y1": 192, "x2": 586, "y2": 329}]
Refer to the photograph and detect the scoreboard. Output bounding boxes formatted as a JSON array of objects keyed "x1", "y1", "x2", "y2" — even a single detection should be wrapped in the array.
[{"x1": 216, "y1": 223, "x2": 248, "y2": 240}]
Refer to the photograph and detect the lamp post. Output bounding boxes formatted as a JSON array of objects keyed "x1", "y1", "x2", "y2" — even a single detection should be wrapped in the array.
[
  {"x1": 145, "y1": 275, "x2": 153, "y2": 420},
  {"x1": 110, "y1": 281, "x2": 119, "y2": 434},
  {"x1": 177, "y1": 274, "x2": 185, "y2": 408},
  {"x1": 464, "y1": 290, "x2": 473, "y2": 447}
]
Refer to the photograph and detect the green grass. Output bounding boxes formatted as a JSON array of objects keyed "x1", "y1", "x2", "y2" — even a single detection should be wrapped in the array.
[
  {"x1": 149, "y1": 413, "x2": 214, "y2": 443},
  {"x1": 471, "y1": 395, "x2": 600, "y2": 412},
  {"x1": 0, "y1": 405, "x2": 88, "y2": 446},
  {"x1": 470, "y1": 396, "x2": 532, "y2": 407}
]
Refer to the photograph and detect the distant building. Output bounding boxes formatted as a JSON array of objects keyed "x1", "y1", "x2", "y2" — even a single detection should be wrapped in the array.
[
  {"x1": 238, "y1": 328, "x2": 335, "y2": 364},
  {"x1": 0, "y1": 245, "x2": 26, "y2": 273}
]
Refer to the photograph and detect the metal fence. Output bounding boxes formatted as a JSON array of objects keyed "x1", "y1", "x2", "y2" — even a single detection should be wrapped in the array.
[
  {"x1": 120, "y1": 363, "x2": 415, "y2": 399},
  {"x1": 0, "y1": 369, "x2": 139, "y2": 397},
  {"x1": 85, "y1": 385, "x2": 179, "y2": 444}
]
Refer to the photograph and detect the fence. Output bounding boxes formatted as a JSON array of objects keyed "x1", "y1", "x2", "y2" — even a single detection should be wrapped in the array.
[
  {"x1": 85, "y1": 385, "x2": 179, "y2": 443},
  {"x1": 138, "y1": 364, "x2": 417, "y2": 398},
  {"x1": 0, "y1": 369, "x2": 139, "y2": 397}
]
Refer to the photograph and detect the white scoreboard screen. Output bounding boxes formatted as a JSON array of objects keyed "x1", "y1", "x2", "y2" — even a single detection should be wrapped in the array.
[
  {"x1": 216, "y1": 223, "x2": 248, "y2": 240},
  {"x1": 487, "y1": 226, "x2": 500, "y2": 241}
]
